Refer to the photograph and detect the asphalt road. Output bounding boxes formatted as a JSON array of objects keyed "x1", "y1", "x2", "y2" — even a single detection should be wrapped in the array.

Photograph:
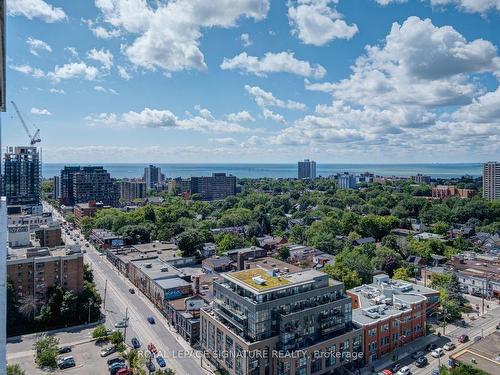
[{"x1": 46, "y1": 202, "x2": 207, "y2": 375}]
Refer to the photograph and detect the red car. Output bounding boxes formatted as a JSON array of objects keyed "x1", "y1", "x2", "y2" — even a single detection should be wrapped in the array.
[
  {"x1": 458, "y1": 335, "x2": 469, "y2": 343},
  {"x1": 148, "y1": 343, "x2": 158, "y2": 354}
]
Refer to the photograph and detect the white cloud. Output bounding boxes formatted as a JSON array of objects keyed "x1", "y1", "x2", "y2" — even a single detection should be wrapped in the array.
[
  {"x1": 225, "y1": 111, "x2": 255, "y2": 122},
  {"x1": 82, "y1": 18, "x2": 122, "y2": 39},
  {"x1": 241, "y1": 33, "x2": 252, "y2": 47},
  {"x1": 288, "y1": 0, "x2": 358, "y2": 46},
  {"x1": 47, "y1": 62, "x2": 100, "y2": 82},
  {"x1": 210, "y1": 137, "x2": 239, "y2": 145},
  {"x1": 117, "y1": 65, "x2": 132, "y2": 80},
  {"x1": 49, "y1": 88, "x2": 65, "y2": 94},
  {"x1": 85, "y1": 106, "x2": 251, "y2": 133},
  {"x1": 65, "y1": 47, "x2": 79, "y2": 58},
  {"x1": 375, "y1": 0, "x2": 500, "y2": 14},
  {"x1": 26, "y1": 37, "x2": 52, "y2": 56},
  {"x1": 9, "y1": 64, "x2": 45, "y2": 78},
  {"x1": 221, "y1": 51, "x2": 326, "y2": 78},
  {"x1": 245, "y1": 85, "x2": 306, "y2": 110},
  {"x1": 96, "y1": 0, "x2": 270, "y2": 74},
  {"x1": 8, "y1": 0, "x2": 67, "y2": 23},
  {"x1": 31, "y1": 107, "x2": 51, "y2": 115},
  {"x1": 262, "y1": 108, "x2": 287, "y2": 125},
  {"x1": 93, "y1": 86, "x2": 118, "y2": 95},
  {"x1": 87, "y1": 48, "x2": 114, "y2": 70}
]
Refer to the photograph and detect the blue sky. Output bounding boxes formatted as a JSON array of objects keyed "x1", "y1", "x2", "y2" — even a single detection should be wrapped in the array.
[{"x1": 4, "y1": 0, "x2": 500, "y2": 163}]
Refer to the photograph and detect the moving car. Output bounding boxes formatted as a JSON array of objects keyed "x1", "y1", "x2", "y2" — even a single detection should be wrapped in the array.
[
  {"x1": 458, "y1": 335, "x2": 469, "y2": 343},
  {"x1": 473, "y1": 335, "x2": 482, "y2": 342},
  {"x1": 58, "y1": 346, "x2": 72, "y2": 354},
  {"x1": 100, "y1": 346, "x2": 116, "y2": 357},
  {"x1": 115, "y1": 320, "x2": 128, "y2": 328},
  {"x1": 378, "y1": 371, "x2": 392, "y2": 375},
  {"x1": 412, "y1": 351, "x2": 424, "y2": 360},
  {"x1": 443, "y1": 342, "x2": 456, "y2": 351},
  {"x1": 431, "y1": 348, "x2": 444, "y2": 358},
  {"x1": 415, "y1": 356, "x2": 428, "y2": 367},
  {"x1": 148, "y1": 343, "x2": 158, "y2": 354},
  {"x1": 129, "y1": 288, "x2": 135, "y2": 294},
  {"x1": 396, "y1": 366, "x2": 411, "y2": 375},
  {"x1": 147, "y1": 316, "x2": 155, "y2": 324},
  {"x1": 131, "y1": 337, "x2": 141, "y2": 349},
  {"x1": 156, "y1": 355, "x2": 166, "y2": 368}
]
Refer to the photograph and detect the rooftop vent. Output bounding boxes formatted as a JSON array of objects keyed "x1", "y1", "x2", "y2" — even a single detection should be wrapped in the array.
[{"x1": 252, "y1": 276, "x2": 266, "y2": 285}]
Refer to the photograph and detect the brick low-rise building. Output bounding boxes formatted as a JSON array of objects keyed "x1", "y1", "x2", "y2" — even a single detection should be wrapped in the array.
[
  {"x1": 347, "y1": 274, "x2": 439, "y2": 365},
  {"x1": 34, "y1": 223, "x2": 62, "y2": 247},
  {"x1": 7, "y1": 246, "x2": 84, "y2": 306}
]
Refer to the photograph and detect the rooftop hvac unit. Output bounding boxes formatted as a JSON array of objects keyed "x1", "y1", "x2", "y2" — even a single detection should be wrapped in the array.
[{"x1": 252, "y1": 276, "x2": 266, "y2": 285}]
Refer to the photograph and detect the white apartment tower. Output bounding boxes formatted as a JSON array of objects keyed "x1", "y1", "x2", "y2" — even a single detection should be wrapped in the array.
[{"x1": 483, "y1": 162, "x2": 500, "y2": 200}]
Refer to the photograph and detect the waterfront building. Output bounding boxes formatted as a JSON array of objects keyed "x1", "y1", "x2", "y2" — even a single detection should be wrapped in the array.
[
  {"x1": 3, "y1": 146, "x2": 40, "y2": 206},
  {"x1": 201, "y1": 268, "x2": 364, "y2": 375},
  {"x1": 338, "y1": 173, "x2": 357, "y2": 189},
  {"x1": 118, "y1": 179, "x2": 147, "y2": 203},
  {"x1": 144, "y1": 164, "x2": 163, "y2": 189},
  {"x1": 483, "y1": 161, "x2": 500, "y2": 200},
  {"x1": 411, "y1": 174, "x2": 431, "y2": 184},
  {"x1": 298, "y1": 159, "x2": 317, "y2": 179},
  {"x1": 190, "y1": 173, "x2": 236, "y2": 201}
]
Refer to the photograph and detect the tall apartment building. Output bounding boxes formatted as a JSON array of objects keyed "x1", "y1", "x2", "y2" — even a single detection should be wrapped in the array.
[
  {"x1": 0, "y1": 198, "x2": 7, "y2": 375},
  {"x1": 338, "y1": 174, "x2": 357, "y2": 189},
  {"x1": 3, "y1": 146, "x2": 40, "y2": 206},
  {"x1": 118, "y1": 179, "x2": 147, "y2": 203},
  {"x1": 53, "y1": 175, "x2": 61, "y2": 199},
  {"x1": 144, "y1": 165, "x2": 163, "y2": 189},
  {"x1": 7, "y1": 246, "x2": 84, "y2": 306},
  {"x1": 59, "y1": 166, "x2": 118, "y2": 207},
  {"x1": 191, "y1": 173, "x2": 236, "y2": 201},
  {"x1": 168, "y1": 177, "x2": 191, "y2": 195},
  {"x1": 483, "y1": 161, "x2": 499, "y2": 200},
  {"x1": 298, "y1": 159, "x2": 317, "y2": 179},
  {"x1": 201, "y1": 268, "x2": 363, "y2": 375},
  {"x1": 411, "y1": 174, "x2": 431, "y2": 184},
  {"x1": 347, "y1": 274, "x2": 439, "y2": 364}
]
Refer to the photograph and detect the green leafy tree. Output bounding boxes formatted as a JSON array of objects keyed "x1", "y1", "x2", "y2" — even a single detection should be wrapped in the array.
[
  {"x1": 6, "y1": 281, "x2": 20, "y2": 336},
  {"x1": 7, "y1": 364, "x2": 26, "y2": 375},
  {"x1": 439, "y1": 363, "x2": 489, "y2": 375},
  {"x1": 109, "y1": 330, "x2": 124, "y2": 346},
  {"x1": 322, "y1": 264, "x2": 362, "y2": 290},
  {"x1": 122, "y1": 349, "x2": 145, "y2": 372},
  {"x1": 60, "y1": 291, "x2": 78, "y2": 324},
  {"x1": 34, "y1": 335, "x2": 59, "y2": 368},
  {"x1": 393, "y1": 267, "x2": 411, "y2": 282},
  {"x1": 276, "y1": 246, "x2": 290, "y2": 261},
  {"x1": 432, "y1": 221, "x2": 450, "y2": 235},
  {"x1": 216, "y1": 233, "x2": 247, "y2": 253},
  {"x1": 92, "y1": 324, "x2": 108, "y2": 339},
  {"x1": 176, "y1": 229, "x2": 205, "y2": 256}
]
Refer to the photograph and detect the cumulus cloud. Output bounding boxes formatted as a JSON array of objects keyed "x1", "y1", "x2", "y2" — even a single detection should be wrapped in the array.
[
  {"x1": 210, "y1": 137, "x2": 239, "y2": 145},
  {"x1": 117, "y1": 66, "x2": 132, "y2": 80},
  {"x1": 82, "y1": 18, "x2": 121, "y2": 39},
  {"x1": 288, "y1": 0, "x2": 358, "y2": 46},
  {"x1": 221, "y1": 51, "x2": 326, "y2": 78},
  {"x1": 9, "y1": 64, "x2": 45, "y2": 78},
  {"x1": 26, "y1": 37, "x2": 52, "y2": 56},
  {"x1": 8, "y1": 0, "x2": 67, "y2": 23},
  {"x1": 49, "y1": 88, "x2": 65, "y2": 94},
  {"x1": 47, "y1": 62, "x2": 100, "y2": 82},
  {"x1": 375, "y1": 0, "x2": 500, "y2": 14},
  {"x1": 31, "y1": 107, "x2": 51, "y2": 115},
  {"x1": 95, "y1": 0, "x2": 270, "y2": 74},
  {"x1": 245, "y1": 85, "x2": 306, "y2": 110},
  {"x1": 225, "y1": 111, "x2": 255, "y2": 122},
  {"x1": 262, "y1": 108, "x2": 287, "y2": 125},
  {"x1": 241, "y1": 33, "x2": 252, "y2": 47},
  {"x1": 85, "y1": 106, "x2": 251, "y2": 133},
  {"x1": 94, "y1": 86, "x2": 118, "y2": 95},
  {"x1": 87, "y1": 48, "x2": 114, "y2": 70}
]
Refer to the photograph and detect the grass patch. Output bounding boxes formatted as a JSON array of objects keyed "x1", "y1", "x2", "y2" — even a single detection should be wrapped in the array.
[{"x1": 230, "y1": 268, "x2": 290, "y2": 291}]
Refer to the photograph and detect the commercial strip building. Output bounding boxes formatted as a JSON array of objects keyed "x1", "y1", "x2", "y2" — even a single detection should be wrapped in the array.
[
  {"x1": 483, "y1": 161, "x2": 499, "y2": 201},
  {"x1": 298, "y1": 159, "x2": 317, "y2": 179},
  {"x1": 6, "y1": 245, "x2": 84, "y2": 306},
  {"x1": 201, "y1": 268, "x2": 364, "y2": 375},
  {"x1": 347, "y1": 274, "x2": 439, "y2": 365},
  {"x1": 451, "y1": 255, "x2": 500, "y2": 299},
  {"x1": 89, "y1": 228, "x2": 124, "y2": 250}
]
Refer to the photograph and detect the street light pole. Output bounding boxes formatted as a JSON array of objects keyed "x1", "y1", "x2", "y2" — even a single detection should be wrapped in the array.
[
  {"x1": 123, "y1": 307, "x2": 129, "y2": 342},
  {"x1": 103, "y1": 279, "x2": 108, "y2": 310}
]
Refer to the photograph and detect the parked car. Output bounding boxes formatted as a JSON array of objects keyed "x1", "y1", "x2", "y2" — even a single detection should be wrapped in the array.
[
  {"x1": 431, "y1": 370, "x2": 440, "y2": 375},
  {"x1": 412, "y1": 351, "x2": 425, "y2": 360},
  {"x1": 109, "y1": 362, "x2": 126, "y2": 372},
  {"x1": 443, "y1": 342, "x2": 456, "y2": 351},
  {"x1": 110, "y1": 363, "x2": 126, "y2": 375},
  {"x1": 431, "y1": 348, "x2": 444, "y2": 358},
  {"x1": 147, "y1": 316, "x2": 155, "y2": 324},
  {"x1": 131, "y1": 337, "x2": 141, "y2": 349},
  {"x1": 148, "y1": 343, "x2": 158, "y2": 354},
  {"x1": 415, "y1": 356, "x2": 428, "y2": 367},
  {"x1": 129, "y1": 288, "x2": 135, "y2": 294},
  {"x1": 146, "y1": 361, "x2": 156, "y2": 372},
  {"x1": 107, "y1": 357, "x2": 125, "y2": 368},
  {"x1": 58, "y1": 346, "x2": 72, "y2": 354},
  {"x1": 57, "y1": 356, "x2": 75, "y2": 369},
  {"x1": 396, "y1": 366, "x2": 411, "y2": 375},
  {"x1": 378, "y1": 371, "x2": 392, "y2": 375},
  {"x1": 458, "y1": 335, "x2": 469, "y2": 343},
  {"x1": 473, "y1": 335, "x2": 482, "y2": 342},
  {"x1": 116, "y1": 369, "x2": 129, "y2": 375},
  {"x1": 156, "y1": 356, "x2": 166, "y2": 368},
  {"x1": 426, "y1": 343, "x2": 438, "y2": 352},
  {"x1": 390, "y1": 363, "x2": 401, "y2": 373},
  {"x1": 100, "y1": 346, "x2": 116, "y2": 357}
]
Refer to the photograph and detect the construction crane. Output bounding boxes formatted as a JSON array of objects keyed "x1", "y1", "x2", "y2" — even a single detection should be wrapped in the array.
[{"x1": 10, "y1": 100, "x2": 41, "y2": 145}]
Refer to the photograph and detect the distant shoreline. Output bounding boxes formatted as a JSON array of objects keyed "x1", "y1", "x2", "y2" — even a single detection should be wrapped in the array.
[{"x1": 41, "y1": 162, "x2": 483, "y2": 179}]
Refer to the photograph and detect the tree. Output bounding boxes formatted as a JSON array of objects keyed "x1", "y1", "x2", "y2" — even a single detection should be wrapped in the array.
[
  {"x1": 155, "y1": 370, "x2": 176, "y2": 375},
  {"x1": 176, "y1": 229, "x2": 205, "y2": 256},
  {"x1": 92, "y1": 324, "x2": 108, "y2": 339},
  {"x1": 216, "y1": 233, "x2": 247, "y2": 253},
  {"x1": 393, "y1": 267, "x2": 411, "y2": 282},
  {"x1": 119, "y1": 224, "x2": 151, "y2": 245},
  {"x1": 371, "y1": 247, "x2": 402, "y2": 277},
  {"x1": 6, "y1": 280, "x2": 20, "y2": 335},
  {"x1": 83, "y1": 263, "x2": 94, "y2": 283},
  {"x1": 19, "y1": 295, "x2": 37, "y2": 321},
  {"x1": 60, "y1": 291, "x2": 78, "y2": 324},
  {"x1": 34, "y1": 335, "x2": 59, "y2": 368},
  {"x1": 79, "y1": 216, "x2": 96, "y2": 236},
  {"x1": 322, "y1": 264, "x2": 362, "y2": 290},
  {"x1": 432, "y1": 221, "x2": 450, "y2": 236},
  {"x1": 7, "y1": 364, "x2": 26, "y2": 375},
  {"x1": 276, "y1": 246, "x2": 290, "y2": 261},
  {"x1": 122, "y1": 349, "x2": 145, "y2": 373},
  {"x1": 109, "y1": 330, "x2": 124, "y2": 346},
  {"x1": 64, "y1": 213, "x2": 76, "y2": 225},
  {"x1": 439, "y1": 363, "x2": 489, "y2": 375}
]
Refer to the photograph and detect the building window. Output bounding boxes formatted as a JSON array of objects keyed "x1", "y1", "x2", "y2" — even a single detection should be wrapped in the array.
[
  {"x1": 368, "y1": 328, "x2": 377, "y2": 336},
  {"x1": 311, "y1": 357, "x2": 322, "y2": 373},
  {"x1": 381, "y1": 323, "x2": 389, "y2": 332}
]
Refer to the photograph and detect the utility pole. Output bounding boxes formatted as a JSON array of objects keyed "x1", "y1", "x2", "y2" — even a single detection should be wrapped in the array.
[
  {"x1": 123, "y1": 307, "x2": 129, "y2": 342},
  {"x1": 88, "y1": 298, "x2": 93, "y2": 323},
  {"x1": 442, "y1": 306, "x2": 447, "y2": 335},
  {"x1": 103, "y1": 279, "x2": 108, "y2": 310}
]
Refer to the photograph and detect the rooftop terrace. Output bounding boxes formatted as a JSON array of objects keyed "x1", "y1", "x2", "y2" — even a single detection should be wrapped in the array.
[{"x1": 229, "y1": 268, "x2": 290, "y2": 291}]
